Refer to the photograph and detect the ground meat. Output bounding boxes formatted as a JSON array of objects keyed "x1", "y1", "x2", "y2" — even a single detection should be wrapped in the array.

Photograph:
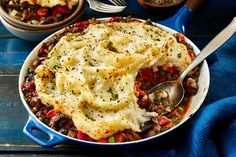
[
  {"x1": 124, "y1": 130, "x2": 141, "y2": 141},
  {"x1": 146, "y1": 124, "x2": 161, "y2": 137},
  {"x1": 187, "y1": 78, "x2": 198, "y2": 89}
]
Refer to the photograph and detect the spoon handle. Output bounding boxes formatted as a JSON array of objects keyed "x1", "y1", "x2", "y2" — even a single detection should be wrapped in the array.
[{"x1": 179, "y1": 17, "x2": 236, "y2": 81}]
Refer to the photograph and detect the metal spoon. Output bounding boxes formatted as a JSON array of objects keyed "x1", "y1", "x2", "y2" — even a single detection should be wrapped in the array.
[{"x1": 148, "y1": 17, "x2": 236, "y2": 107}]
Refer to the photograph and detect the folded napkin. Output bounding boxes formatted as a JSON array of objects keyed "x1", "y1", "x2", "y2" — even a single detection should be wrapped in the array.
[{"x1": 124, "y1": 34, "x2": 236, "y2": 157}]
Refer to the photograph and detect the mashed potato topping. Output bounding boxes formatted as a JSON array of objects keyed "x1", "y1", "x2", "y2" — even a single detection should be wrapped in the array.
[
  {"x1": 34, "y1": 22, "x2": 192, "y2": 139},
  {"x1": 20, "y1": 0, "x2": 79, "y2": 8}
]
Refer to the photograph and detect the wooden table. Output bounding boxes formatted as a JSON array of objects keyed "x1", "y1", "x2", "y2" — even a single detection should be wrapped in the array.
[{"x1": 0, "y1": 0, "x2": 235, "y2": 156}]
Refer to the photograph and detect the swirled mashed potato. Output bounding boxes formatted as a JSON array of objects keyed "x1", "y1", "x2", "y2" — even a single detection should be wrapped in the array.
[
  {"x1": 20, "y1": 0, "x2": 79, "y2": 8},
  {"x1": 34, "y1": 22, "x2": 192, "y2": 139}
]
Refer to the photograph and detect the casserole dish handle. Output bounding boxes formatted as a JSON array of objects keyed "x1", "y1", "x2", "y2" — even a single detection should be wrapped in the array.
[
  {"x1": 159, "y1": 0, "x2": 211, "y2": 33},
  {"x1": 23, "y1": 117, "x2": 65, "y2": 147}
]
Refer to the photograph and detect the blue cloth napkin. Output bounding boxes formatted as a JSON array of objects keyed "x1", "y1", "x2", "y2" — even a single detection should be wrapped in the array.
[{"x1": 124, "y1": 33, "x2": 236, "y2": 157}]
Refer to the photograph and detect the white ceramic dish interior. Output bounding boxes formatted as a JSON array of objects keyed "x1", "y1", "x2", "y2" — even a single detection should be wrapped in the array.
[{"x1": 18, "y1": 17, "x2": 210, "y2": 147}]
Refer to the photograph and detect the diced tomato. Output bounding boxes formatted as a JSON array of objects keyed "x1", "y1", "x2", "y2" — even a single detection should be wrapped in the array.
[
  {"x1": 37, "y1": 7, "x2": 49, "y2": 17},
  {"x1": 176, "y1": 32, "x2": 185, "y2": 43},
  {"x1": 77, "y1": 131, "x2": 94, "y2": 141},
  {"x1": 54, "y1": 5, "x2": 70, "y2": 15},
  {"x1": 97, "y1": 138, "x2": 108, "y2": 143},
  {"x1": 140, "y1": 68, "x2": 154, "y2": 80},
  {"x1": 157, "y1": 116, "x2": 171, "y2": 126},
  {"x1": 114, "y1": 132, "x2": 126, "y2": 142},
  {"x1": 21, "y1": 81, "x2": 35, "y2": 92},
  {"x1": 46, "y1": 109, "x2": 60, "y2": 118},
  {"x1": 135, "y1": 81, "x2": 146, "y2": 96},
  {"x1": 32, "y1": 59, "x2": 41, "y2": 69}
]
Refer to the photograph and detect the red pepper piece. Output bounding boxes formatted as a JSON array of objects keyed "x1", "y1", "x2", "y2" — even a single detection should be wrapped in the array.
[
  {"x1": 157, "y1": 116, "x2": 171, "y2": 126},
  {"x1": 108, "y1": 16, "x2": 123, "y2": 22},
  {"x1": 77, "y1": 131, "x2": 94, "y2": 141},
  {"x1": 140, "y1": 68, "x2": 154, "y2": 80},
  {"x1": 189, "y1": 51, "x2": 196, "y2": 60},
  {"x1": 114, "y1": 132, "x2": 126, "y2": 142},
  {"x1": 97, "y1": 138, "x2": 108, "y2": 143},
  {"x1": 38, "y1": 47, "x2": 47, "y2": 57},
  {"x1": 74, "y1": 21, "x2": 90, "y2": 30},
  {"x1": 54, "y1": 5, "x2": 70, "y2": 15},
  {"x1": 21, "y1": 81, "x2": 35, "y2": 92},
  {"x1": 170, "y1": 109, "x2": 177, "y2": 115},
  {"x1": 176, "y1": 32, "x2": 185, "y2": 43},
  {"x1": 30, "y1": 98, "x2": 41, "y2": 107},
  {"x1": 37, "y1": 7, "x2": 49, "y2": 17},
  {"x1": 139, "y1": 96, "x2": 149, "y2": 108},
  {"x1": 32, "y1": 59, "x2": 41, "y2": 69},
  {"x1": 46, "y1": 109, "x2": 59, "y2": 118},
  {"x1": 135, "y1": 81, "x2": 146, "y2": 96}
]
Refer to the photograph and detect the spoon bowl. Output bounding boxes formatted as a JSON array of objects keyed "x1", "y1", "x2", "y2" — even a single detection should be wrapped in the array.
[
  {"x1": 148, "y1": 17, "x2": 236, "y2": 107},
  {"x1": 148, "y1": 80, "x2": 185, "y2": 108}
]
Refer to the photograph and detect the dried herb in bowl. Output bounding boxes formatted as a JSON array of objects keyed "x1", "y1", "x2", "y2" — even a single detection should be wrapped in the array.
[{"x1": 142, "y1": 0, "x2": 184, "y2": 7}]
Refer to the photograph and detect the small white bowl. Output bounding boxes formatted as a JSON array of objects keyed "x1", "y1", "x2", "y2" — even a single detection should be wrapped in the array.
[
  {"x1": 0, "y1": 0, "x2": 85, "y2": 31},
  {"x1": 0, "y1": 6, "x2": 85, "y2": 41}
]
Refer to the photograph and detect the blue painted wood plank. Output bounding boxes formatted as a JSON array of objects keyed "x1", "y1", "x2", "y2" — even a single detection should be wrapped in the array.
[
  {"x1": 0, "y1": 22, "x2": 14, "y2": 37},
  {"x1": 0, "y1": 38, "x2": 37, "y2": 73}
]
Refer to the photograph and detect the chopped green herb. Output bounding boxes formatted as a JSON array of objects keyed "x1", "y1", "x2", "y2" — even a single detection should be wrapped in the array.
[
  {"x1": 112, "y1": 93, "x2": 118, "y2": 99},
  {"x1": 108, "y1": 88, "x2": 119, "y2": 100},
  {"x1": 177, "y1": 53, "x2": 182, "y2": 58}
]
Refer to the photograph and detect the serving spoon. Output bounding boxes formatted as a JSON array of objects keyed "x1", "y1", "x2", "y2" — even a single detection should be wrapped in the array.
[{"x1": 148, "y1": 17, "x2": 236, "y2": 107}]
